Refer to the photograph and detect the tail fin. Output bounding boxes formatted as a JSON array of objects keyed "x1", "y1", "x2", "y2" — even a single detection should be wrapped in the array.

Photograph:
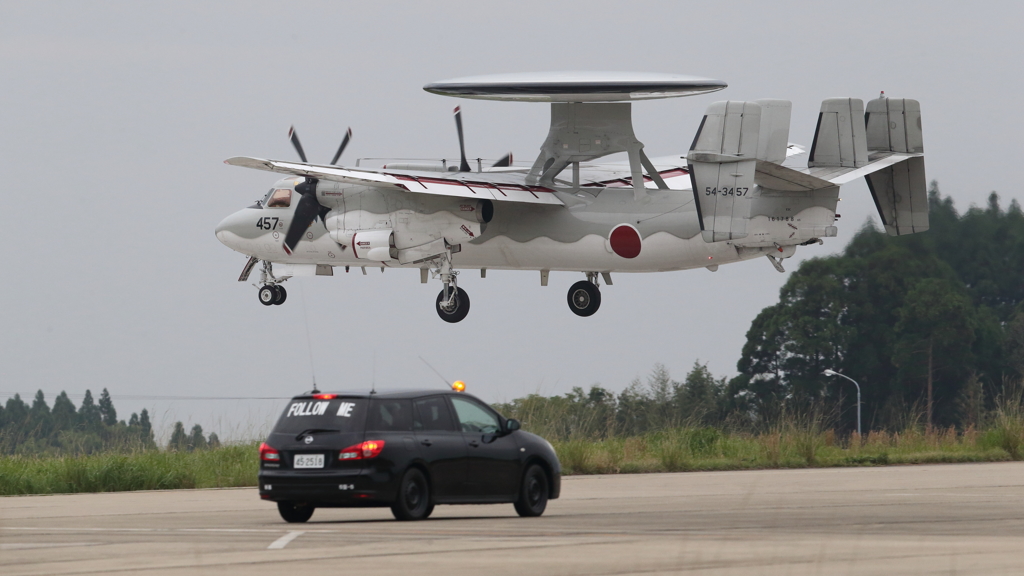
[
  {"x1": 686, "y1": 101, "x2": 760, "y2": 242},
  {"x1": 808, "y1": 98, "x2": 869, "y2": 168},
  {"x1": 754, "y1": 99, "x2": 792, "y2": 164},
  {"x1": 863, "y1": 96, "x2": 928, "y2": 235}
]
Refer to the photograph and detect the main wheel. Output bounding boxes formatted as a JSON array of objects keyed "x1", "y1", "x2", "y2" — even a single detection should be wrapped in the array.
[
  {"x1": 277, "y1": 501, "x2": 314, "y2": 523},
  {"x1": 258, "y1": 285, "x2": 277, "y2": 306},
  {"x1": 435, "y1": 287, "x2": 470, "y2": 323},
  {"x1": 391, "y1": 468, "x2": 432, "y2": 521},
  {"x1": 513, "y1": 464, "x2": 549, "y2": 517},
  {"x1": 273, "y1": 285, "x2": 287, "y2": 305},
  {"x1": 567, "y1": 281, "x2": 601, "y2": 317}
]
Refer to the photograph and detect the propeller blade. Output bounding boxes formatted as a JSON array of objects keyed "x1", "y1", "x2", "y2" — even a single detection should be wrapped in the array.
[
  {"x1": 330, "y1": 127, "x2": 353, "y2": 166},
  {"x1": 283, "y1": 178, "x2": 321, "y2": 254},
  {"x1": 491, "y1": 152, "x2": 514, "y2": 168},
  {"x1": 288, "y1": 126, "x2": 308, "y2": 163},
  {"x1": 453, "y1": 106, "x2": 471, "y2": 172}
]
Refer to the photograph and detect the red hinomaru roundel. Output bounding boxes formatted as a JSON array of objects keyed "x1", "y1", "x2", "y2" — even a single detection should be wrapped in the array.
[{"x1": 609, "y1": 224, "x2": 641, "y2": 259}]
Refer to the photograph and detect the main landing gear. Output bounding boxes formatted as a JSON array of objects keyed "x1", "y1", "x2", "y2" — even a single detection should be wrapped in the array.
[
  {"x1": 431, "y1": 248, "x2": 470, "y2": 323},
  {"x1": 567, "y1": 273, "x2": 602, "y2": 317},
  {"x1": 255, "y1": 260, "x2": 288, "y2": 306}
]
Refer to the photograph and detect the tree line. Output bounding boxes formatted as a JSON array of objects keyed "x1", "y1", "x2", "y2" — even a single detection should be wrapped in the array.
[
  {"x1": 499, "y1": 185, "x2": 1024, "y2": 438},
  {"x1": 0, "y1": 389, "x2": 219, "y2": 455}
]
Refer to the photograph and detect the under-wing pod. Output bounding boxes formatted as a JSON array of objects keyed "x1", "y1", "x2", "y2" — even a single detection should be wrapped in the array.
[{"x1": 330, "y1": 229, "x2": 397, "y2": 262}]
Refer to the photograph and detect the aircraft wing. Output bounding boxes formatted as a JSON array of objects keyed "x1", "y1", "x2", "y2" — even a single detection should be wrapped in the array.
[{"x1": 225, "y1": 157, "x2": 564, "y2": 206}]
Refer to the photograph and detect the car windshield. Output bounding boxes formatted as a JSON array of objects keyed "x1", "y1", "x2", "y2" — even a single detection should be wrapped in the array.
[{"x1": 271, "y1": 397, "x2": 368, "y2": 434}]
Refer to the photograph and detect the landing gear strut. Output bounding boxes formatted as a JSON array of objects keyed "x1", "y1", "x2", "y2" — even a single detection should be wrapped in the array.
[
  {"x1": 567, "y1": 273, "x2": 602, "y2": 317},
  {"x1": 431, "y1": 247, "x2": 470, "y2": 323},
  {"x1": 256, "y1": 261, "x2": 287, "y2": 306}
]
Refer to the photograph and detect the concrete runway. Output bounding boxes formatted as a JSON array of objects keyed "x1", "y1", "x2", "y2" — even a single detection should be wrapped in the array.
[{"x1": 2, "y1": 462, "x2": 1023, "y2": 575}]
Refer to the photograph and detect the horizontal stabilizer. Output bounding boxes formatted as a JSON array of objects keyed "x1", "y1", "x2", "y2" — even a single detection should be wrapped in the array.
[
  {"x1": 687, "y1": 101, "x2": 761, "y2": 242},
  {"x1": 808, "y1": 98, "x2": 868, "y2": 168},
  {"x1": 754, "y1": 160, "x2": 834, "y2": 191}
]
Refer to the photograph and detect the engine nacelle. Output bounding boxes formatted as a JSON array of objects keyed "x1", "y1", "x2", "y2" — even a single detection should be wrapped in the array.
[{"x1": 330, "y1": 228, "x2": 397, "y2": 261}]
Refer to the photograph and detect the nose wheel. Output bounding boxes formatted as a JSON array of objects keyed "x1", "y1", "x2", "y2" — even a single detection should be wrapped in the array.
[
  {"x1": 258, "y1": 284, "x2": 287, "y2": 306},
  {"x1": 567, "y1": 279, "x2": 601, "y2": 317}
]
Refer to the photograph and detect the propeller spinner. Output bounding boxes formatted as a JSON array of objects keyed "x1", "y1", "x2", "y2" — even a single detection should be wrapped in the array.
[{"x1": 282, "y1": 126, "x2": 352, "y2": 255}]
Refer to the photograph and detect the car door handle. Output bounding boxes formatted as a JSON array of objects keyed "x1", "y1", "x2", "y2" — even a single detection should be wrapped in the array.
[
  {"x1": 468, "y1": 441, "x2": 480, "y2": 448},
  {"x1": 420, "y1": 440, "x2": 432, "y2": 447}
]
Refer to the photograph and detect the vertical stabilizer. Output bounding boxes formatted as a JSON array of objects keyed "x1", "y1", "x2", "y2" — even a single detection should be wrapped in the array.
[
  {"x1": 686, "y1": 101, "x2": 761, "y2": 242},
  {"x1": 754, "y1": 99, "x2": 792, "y2": 164},
  {"x1": 864, "y1": 95, "x2": 927, "y2": 235},
  {"x1": 808, "y1": 98, "x2": 869, "y2": 168}
]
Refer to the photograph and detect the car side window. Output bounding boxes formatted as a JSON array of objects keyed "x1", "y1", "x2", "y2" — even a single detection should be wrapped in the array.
[
  {"x1": 266, "y1": 188, "x2": 291, "y2": 208},
  {"x1": 413, "y1": 397, "x2": 457, "y2": 432},
  {"x1": 450, "y1": 396, "x2": 500, "y2": 434},
  {"x1": 367, "y1": 399, "x2": 413, "y2": 432}
]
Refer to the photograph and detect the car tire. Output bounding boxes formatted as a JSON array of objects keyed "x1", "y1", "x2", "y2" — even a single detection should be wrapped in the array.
[
  {"x1": 391, "y1": 468, "x2": 432, "y2": 521},
  {"x1": 277, "y1": 501, "x2": 314, "y2": 523},
  {"x1": 513, "y1": 464, "x2": 549, "y2": 517}
]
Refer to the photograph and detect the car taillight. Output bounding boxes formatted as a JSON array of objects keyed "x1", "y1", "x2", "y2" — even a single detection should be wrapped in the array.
[
  {"x1": 339, "y1": 440, "x2": 385, "y2": 460},
  {"x1": 259, "y1": 442, "x2": 280, "y2": 462}
]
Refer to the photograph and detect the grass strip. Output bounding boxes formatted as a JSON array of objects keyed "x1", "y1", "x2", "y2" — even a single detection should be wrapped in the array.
[{"x1": 1, "y1": 423, "x2": 1022, "y2": 495}]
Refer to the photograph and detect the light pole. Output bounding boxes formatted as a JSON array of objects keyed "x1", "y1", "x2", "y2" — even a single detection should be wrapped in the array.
[{"x1": 824, "y1": 369, "x2": 861, "y2": 437}]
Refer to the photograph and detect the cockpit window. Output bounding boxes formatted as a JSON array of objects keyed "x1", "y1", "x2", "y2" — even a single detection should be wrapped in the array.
[{"x1": 267, "y1": 189, "x2": 292, "y2": 208}]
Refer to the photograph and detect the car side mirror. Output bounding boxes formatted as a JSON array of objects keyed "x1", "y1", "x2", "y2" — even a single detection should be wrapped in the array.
[{"x1": 505, "y1": 419, "x2": 521, "y2": 433}]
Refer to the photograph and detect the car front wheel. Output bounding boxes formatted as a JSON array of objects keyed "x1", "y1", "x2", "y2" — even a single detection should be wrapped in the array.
[{"x1": 514, "y1": 464, "x2": 549, "y2": 517}]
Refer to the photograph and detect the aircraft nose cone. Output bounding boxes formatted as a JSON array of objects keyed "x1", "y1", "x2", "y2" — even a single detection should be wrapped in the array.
[
  {"x1": 215, "y1": 210, "x2": 249, "y2": 249},
  {"x1": 215, "y1": 215, "x2": 231, "y2": 245}
]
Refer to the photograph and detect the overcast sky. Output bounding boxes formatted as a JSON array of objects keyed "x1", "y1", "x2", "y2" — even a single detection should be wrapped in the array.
[{"x1": 2, "y1": 1, "x2": 1021, "y2": 441}]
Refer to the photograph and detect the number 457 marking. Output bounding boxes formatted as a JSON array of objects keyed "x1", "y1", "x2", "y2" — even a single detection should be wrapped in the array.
[{"x1": 256, "y1": 217, "x2": 279, "y2": 230}]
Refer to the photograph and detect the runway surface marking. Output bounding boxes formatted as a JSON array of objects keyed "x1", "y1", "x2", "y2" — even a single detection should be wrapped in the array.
[
  {"x1": 1, "y1": 462, "x2": 1023, "y2": 575},
  {"x1": 266, "y1": 530, "x2": 305, "y2": 549}
]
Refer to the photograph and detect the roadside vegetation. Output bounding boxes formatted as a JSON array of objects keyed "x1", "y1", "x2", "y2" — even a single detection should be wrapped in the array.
[{"x1": 6, "y1": 186, "x2": 1024, "y2": 493}]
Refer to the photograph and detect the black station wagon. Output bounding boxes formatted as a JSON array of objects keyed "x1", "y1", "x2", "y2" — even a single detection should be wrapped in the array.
[{"x1": 258, "y1": 389, "x2": 561, "y2": 522}]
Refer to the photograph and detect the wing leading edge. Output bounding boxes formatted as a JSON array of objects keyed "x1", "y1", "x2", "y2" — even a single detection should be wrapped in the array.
[{"x1": 224, "y1": 156, "x2": 564, "y2": 206}]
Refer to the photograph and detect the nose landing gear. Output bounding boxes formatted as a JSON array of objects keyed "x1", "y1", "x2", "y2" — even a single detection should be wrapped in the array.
[
  {"x1": 254, "y1": 260, "x2": 288, "y2": 306},
  {"x1": 567, "y1": 273, "x2": 602, "y2": 317},
  {"x1": 259, "y1": 284, "x2": 287, "y2": 306}
]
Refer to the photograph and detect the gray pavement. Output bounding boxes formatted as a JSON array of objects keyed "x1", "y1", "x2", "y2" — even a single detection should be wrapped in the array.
[{"x1": 2, "y1": 462, "x2": 1023, "y2": 575}]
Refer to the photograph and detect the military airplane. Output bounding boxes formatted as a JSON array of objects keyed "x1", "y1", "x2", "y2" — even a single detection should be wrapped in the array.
[{"x1": 216, "y1": 72, "x2": 927, "y2": 322}]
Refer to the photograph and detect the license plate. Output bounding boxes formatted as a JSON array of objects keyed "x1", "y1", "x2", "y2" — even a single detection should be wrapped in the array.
[{"x1": 293, "y1": 454, "x2": 325, "y2": 469}]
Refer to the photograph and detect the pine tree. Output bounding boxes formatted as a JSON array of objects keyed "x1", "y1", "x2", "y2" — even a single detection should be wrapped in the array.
[
  {"x1": 207, "y1": 433, "x2": 221, "y2": 449},
  {"x1": 78, "y1": 390, "x2": 102, "y2": 430},
  {"x1": 28, "y1": 391, "x2": 52, "y2": 440},
  {"x1": 168, "y1": 422, "x2": 187, "y2": 451},
  {"x1": 139, "y1": 409, "x2": 153, "y2": 444},
  {"x1": 98, "y1": 389, "x2": 117, "y2": 427},
  {"x1": 187, "y1": 425, "x2": 207, "y2": 451},
  {"x1": 128, "y1": 413, "x2": 139, "y2": 427},
  {"x1": 51, "y1": 392, "x2": 77, "y2": 432}
]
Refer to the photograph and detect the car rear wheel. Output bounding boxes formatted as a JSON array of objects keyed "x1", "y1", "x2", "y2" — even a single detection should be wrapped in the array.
[
  {"x1": 391, "y1": 468, "x2": 432, "y2": 521},
  {"x1": 514, "y1": 464, "x2": 549, "y2": 517},
  {"x1": 277, "y1": 501, "x2": 314, "y2": 523}
]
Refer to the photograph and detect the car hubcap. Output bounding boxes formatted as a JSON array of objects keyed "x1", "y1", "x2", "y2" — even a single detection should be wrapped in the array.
[
  {"x1": 527, "y1": 476, "x2": 541, "y2": 505},
  {"x1": 406, "y1": 481, "x2": 422, "y2": 508}
]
